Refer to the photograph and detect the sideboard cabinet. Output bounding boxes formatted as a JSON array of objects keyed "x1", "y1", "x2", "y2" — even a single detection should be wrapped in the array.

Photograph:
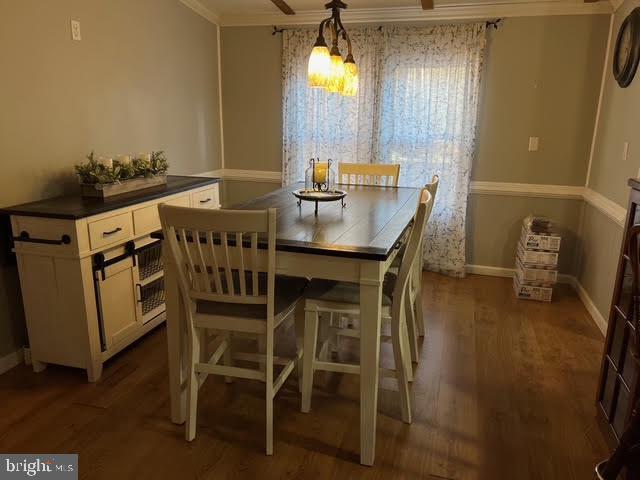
[
  {"x1": 596, "y1": 178, "x2": 640, "y2": 458},
  {"x1": 1, "y1": 176, "x2": 221, "y2": 382}
]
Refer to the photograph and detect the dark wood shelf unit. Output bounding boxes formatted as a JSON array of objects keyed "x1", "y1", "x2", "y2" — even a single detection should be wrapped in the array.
[{"x1": 596, "y1": 180, "x2": 640, "y2": 466}]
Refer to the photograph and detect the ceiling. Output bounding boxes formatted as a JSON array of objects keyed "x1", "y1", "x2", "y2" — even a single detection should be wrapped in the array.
[{"x1": 194, "y1": 0, "x2": 612, "y2": 25}]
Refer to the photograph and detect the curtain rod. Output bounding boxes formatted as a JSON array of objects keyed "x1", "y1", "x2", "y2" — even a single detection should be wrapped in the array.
[{"x1": 272, "y1": 18, "x2": 503, "y2": 35}]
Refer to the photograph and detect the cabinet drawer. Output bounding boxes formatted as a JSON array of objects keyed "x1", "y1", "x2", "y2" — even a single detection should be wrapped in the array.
[
  {"x1": 88, "y1": 212, "x2": 133, "y2": 250},
  {"x1": 191, "y1": 186, "x2": 219, "y2": 209},
  {"x1": 133, "y1": 195, "x2": 190, "y2": 235}
]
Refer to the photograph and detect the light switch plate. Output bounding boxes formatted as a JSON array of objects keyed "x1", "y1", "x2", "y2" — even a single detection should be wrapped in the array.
[
  {"x1": 528, "y1": 137, "x2": 539, "y2": 152},
  {"x1": 71, "y1": 20, "x2": 81, "y2": 41}
]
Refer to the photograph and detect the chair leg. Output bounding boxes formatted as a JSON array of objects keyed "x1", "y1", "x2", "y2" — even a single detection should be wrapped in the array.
[
  {"x1": 405, "y1": 294, "x2": 419, "y2": 365},
  {"x1": 185, "y1": 329, "x2": 202, "y2": 441},
  {"x1": 301, "y1": 308, "x2": 319, "y2": 413},
  {"x1": 400, "y1": 315, "x2": 414, "y2": 383},
  {"x1": 265, "y1": 329, "x2": 274, "y2": 456},
  {"x1": 294, "y1": 302, "x2": 305, "y2": 394},
  {"x1": 415, "y1": 285, "x2": 425, "y2": 337},
  {"x1": 223, "y1": 332, "x2": 233, "y2": 384},
  {"x1": 391, "y1": 305, "x2": 412, "y2": 424},
  {"x1": 257, "y1": 335, "x2": 266, "y2": 373}
]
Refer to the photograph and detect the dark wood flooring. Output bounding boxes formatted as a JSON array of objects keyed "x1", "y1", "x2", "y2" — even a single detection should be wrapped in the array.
[{"x1": 0, "y1": 274, "x2": 610, "y2": 479}]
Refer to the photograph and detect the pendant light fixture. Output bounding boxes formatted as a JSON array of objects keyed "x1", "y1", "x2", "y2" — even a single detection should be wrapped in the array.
[{"x1": 307, "y1": 0, "x2": 358, "y2": 97}]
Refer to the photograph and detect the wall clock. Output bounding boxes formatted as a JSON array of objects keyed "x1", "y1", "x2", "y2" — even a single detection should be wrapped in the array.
[{"x1": 614, "y1": 7, "x2": 640, "y2": 88}]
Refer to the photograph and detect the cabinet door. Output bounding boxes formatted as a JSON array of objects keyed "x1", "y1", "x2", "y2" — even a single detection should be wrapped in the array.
[{"x1": 96, "y1": 257, "x2": 140, "y2": 351}]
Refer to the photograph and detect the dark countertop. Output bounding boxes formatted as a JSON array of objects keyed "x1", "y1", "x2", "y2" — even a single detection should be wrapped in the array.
[{"x1": 0, "y1": 175, "x2": 222, "y2": 220}]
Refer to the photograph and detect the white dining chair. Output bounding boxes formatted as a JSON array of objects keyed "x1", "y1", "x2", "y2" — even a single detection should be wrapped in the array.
[
  {"x1": 159, "y1": 205, "x2": 307, "y2": 455},
  {"x1": 300, "y1": 188, "x2": 434, "y2": 424},
  {"x1": 338, "y1": 162, "x2": 401, "y2": 187},
  {"x1": 403, "y1": 174, "x2": 440, "y2": 360}
]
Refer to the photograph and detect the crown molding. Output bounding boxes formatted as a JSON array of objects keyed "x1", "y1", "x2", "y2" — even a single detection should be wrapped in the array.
[
  {"x1": 179, "y1": 0, "x2": 220, "y2": 25},
  {"x1": 219, "y1": 1, "x2": 612, "y2": 26},
  {"x1": 469, "y1": 181, "x2": 585, "y2": 199}
]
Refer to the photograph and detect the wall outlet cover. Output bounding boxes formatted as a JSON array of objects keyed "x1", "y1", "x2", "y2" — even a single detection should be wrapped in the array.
[{"x1": 71, "y1": 20, "x2": 81, "y2": 41}]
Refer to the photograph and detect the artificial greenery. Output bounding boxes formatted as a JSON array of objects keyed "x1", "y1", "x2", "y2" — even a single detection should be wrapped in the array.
[{"x1": 75, "y1": 151, "x2": 169, "y2": 186}]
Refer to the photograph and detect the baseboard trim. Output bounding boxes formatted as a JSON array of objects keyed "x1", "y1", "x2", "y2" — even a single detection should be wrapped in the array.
[
  {"x1": 0, "y1": 349, "x2": 24, "y2": 376},
  {"x1": 466, "y1": 264, "x2": 606, "y2": 335},
  {"x1": 568, "y1": 277, "x2": 608, "y2": 336}
]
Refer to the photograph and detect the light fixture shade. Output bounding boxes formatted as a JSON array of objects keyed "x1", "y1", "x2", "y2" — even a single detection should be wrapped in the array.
[
  {"x1": 308, "y1": 45, "x2": 331, "y2": 88},
  {"x1": 326, "y1": 53, "x2": 345, "y2": 93},
  {"x1": 341, "y1": 61, "x2": 358, "y2": 97}
]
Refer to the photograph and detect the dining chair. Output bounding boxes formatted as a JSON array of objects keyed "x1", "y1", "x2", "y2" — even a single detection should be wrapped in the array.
[
  {"x1": 407, "y1": 174, "x2": 440, "y2": 350},
  {"x1": 159, "y1": 204, "x2": 307, "y2": 455},
  {"x1": 300, "y1": 188, "x2": 434, "y2": 424},
  {"x1": 338, "y1": 162, "x2": 401, "y2": 187}
]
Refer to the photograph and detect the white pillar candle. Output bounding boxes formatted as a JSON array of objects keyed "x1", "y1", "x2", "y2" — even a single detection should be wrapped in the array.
[
  {"x1": 98, "y1": 157, "x2": 113, "y2": 169},
  {"x1": 139, "y1": 153, "x2": 152, "y2": 162},
  {"x1": 118, "y1": 154, "x2": 131, "y2": 165}
]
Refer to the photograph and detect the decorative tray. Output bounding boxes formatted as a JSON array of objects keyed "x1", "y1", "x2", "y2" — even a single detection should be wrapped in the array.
[
  {"x1": 292, "y1": 189, "x2": 347, "y2": 215},
  {"x1": 292, "y1": 189, "x2": 347, "y2": 202}
]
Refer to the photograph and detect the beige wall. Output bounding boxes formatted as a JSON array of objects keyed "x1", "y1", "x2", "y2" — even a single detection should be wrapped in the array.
[
  {"x1": 575, "y1": 203, "x2": 624, "y2": 318},
  {"x1": 0, "y1": 0, "x2": 221, "y2": 357},
  {"x1": 467, "y1": 196, "x2": 583, "y2": 273},
  {"x1": 588, "y1": 0, "x2": 640, "y2": 207},
  {"x1": 575, "y1": 0, "x2": 640, "y2": 324},
  {"x1": 220, "y1": 16, "x2": 609, "y2": 273},
  {"x1": 221, "y1": 27, "x2": 282, "y2": 172},
  {"x1": 221, "y1": 180, "x2": 280, "y2": 207},
  {"x1": 475, "y1": 15, "x2": 609, "y2": 185}
]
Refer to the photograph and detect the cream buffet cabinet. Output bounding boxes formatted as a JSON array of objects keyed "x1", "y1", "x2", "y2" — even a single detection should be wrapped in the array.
[{"x1": 1, "y1": 176, "x2": 221, "y2": 382}]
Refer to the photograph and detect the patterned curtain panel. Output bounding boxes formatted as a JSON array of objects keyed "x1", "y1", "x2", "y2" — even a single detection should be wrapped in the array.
[{"x1": 282, "y1": 24, "x2": 486, "y2": 277}]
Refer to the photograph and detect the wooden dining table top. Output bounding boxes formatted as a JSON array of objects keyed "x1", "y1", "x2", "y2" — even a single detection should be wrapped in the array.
[{"x1": 230, "y1": 182, "x2": 421, "y2": 261}]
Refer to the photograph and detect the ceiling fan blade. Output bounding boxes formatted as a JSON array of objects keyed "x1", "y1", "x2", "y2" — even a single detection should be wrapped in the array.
[
  {"x1": 271, "y1": 0, "x2": 296, "y2": 15},
  {"x1": 421, "y1": 0, "x2": 434, "y2": 9}
]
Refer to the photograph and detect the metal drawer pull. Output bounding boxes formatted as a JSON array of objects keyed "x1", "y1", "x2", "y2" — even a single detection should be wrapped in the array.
[
  {"x1": 199, "y1": 198, "x2": 212, "y2": 204},
  {"x1": 14, "y1": 231, "x2": 71, "y2": 245},
  {"x1": 102, "y1": 227, "x2": 123, "y2": 237}
]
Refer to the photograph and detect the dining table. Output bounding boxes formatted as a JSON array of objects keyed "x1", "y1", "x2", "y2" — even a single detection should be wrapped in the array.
[{"x1": 161, "y1": 181, "x2": 422, "y2": 466}]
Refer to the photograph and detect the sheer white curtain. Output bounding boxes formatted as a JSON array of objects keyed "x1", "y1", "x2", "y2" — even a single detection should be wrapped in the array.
[{"x1": 282, "y1": 24, "x2": 486, "y2": 277}]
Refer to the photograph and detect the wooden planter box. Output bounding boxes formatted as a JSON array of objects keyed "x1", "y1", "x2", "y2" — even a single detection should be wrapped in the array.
[{"x1": 80, "y1": 175, "x2": 167, "y2": 199}]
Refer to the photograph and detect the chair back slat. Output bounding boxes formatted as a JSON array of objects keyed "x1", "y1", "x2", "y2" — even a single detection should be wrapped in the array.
[
  {"x1": 194, "y1": 230, "x2": 211, "y2": 294},
  {"x1": 207, "y1": 231, "x2": 224, "y2": 294},
  {"x1": 393, "y1": 189, "x2": 434, "y2": 318},
  {"x1": 251, "y1": 232, "x2": 259, "y2": 297},
  {"x1": 220, "y1": 232, "x2": 235, "y2": 296},
  {"x1": 159, "y1": 205, "x2": 277, "y2": 313},
  {"x1": 236, "y1": 232, "x2": 247, "y2": 296},
  {"x1": 338, "y1": 163, "x2": 401, "y2": 187}
]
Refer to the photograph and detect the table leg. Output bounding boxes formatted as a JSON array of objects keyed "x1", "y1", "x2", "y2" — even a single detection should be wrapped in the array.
[
  {"x1": 359, "y1": 261, "x2": 384, "y2": 466},
  {"x1": 164, "y1": 246, "x2": 187, "y2": 424}
]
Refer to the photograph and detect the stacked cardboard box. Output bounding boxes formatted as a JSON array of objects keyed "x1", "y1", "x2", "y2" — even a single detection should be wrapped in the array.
[{"x1": 513, "y1": 216, "x2": 561, "y2": 302}]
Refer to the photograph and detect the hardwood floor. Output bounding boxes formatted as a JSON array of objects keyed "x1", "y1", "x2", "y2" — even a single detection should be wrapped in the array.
[{"x1": 0, "y1": 273, "x2": 609, "y2": 479}]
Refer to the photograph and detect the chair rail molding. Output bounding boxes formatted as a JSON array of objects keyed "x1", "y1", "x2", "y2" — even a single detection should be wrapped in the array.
[
  {"x1": 583, "y1": 187, "x2": 626, "y2": 228},
  {"x1": 469, "y1": 181, "x2": 585, "y2": 199}
]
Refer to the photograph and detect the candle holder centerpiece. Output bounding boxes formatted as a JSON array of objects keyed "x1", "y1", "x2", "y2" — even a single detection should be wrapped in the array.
[{"x1": 293, "y1": 158, "x2": 347, "y2": 215}]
